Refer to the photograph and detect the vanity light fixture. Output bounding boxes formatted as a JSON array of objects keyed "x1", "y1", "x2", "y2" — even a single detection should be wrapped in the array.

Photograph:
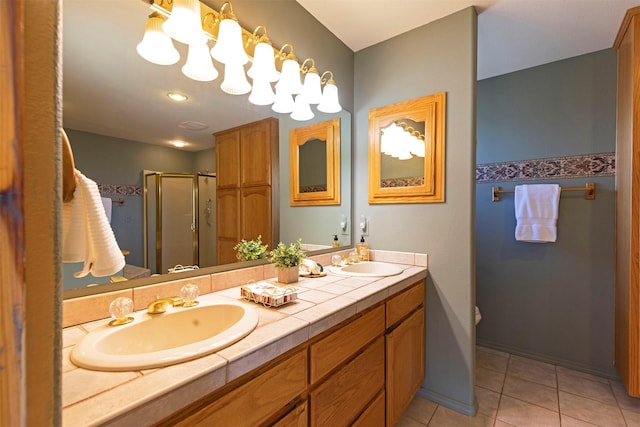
[
  {"x1": 162, "y1": 0, "x2": 207, "y2": 46},
  {"x1": 167, "y1": 92, "x2": 188, "y2": 102},
  {"x1": 141, "y1": 0, "x2": 340, "y2": 121},
  {"x1": 300, "y1": 58, "x2": 323, "y2": 105},
  {"x1": 317, "y1": 71, "x2": 342, "y2": 113},
  {"x1": 136, "y1": 13, "x2": 180, "y2": 66},
  {"x1": 181, "y1": 42, "x2": 219, "y2": 81}
]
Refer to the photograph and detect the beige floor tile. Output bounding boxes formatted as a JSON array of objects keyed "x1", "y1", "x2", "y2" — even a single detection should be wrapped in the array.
[
  {"x1": 403, "y1": 396, "x2": 438, "y2": 424},
  {"x1": 507, "y1": 356, "x2": 557, "y2": 388},
  {"x1": 475, "y1": 385, "x2": 501, "y2": 418},
  {"x1": 477, "y1": 348, "x2": 509, "y2": 373},
  {"x1": 557, "y1": 371, "x2": 616, "y2": 406},
  {"x1": 503, "y1": 375, "x2": 559, "y2": 412},
  {"x1": 555, "y1": 366, "x2": 609, "y2": 385},
  {"x1": 558, "y1": 390, "x2": 626, "y2": 427},
  {"x1": 497, "y1": 395, "x2": 560, "y2": 427},
  {"x1": 560, "y1": 414, "x2": 600, "y2": 426},
  {"x1": 494, "y1": 421, "x2": 517, "y2": 427},
  {"x1": 610, "y1": 379, "x2": 640, "y2": 414},
  {"x1": 623, "y1": 408, "x2": 640, "y2": 427},
  {"x1": 427, "y1": 406, "x2": 494, "y2": 427},
  {"x1": 396, "y1": 415, "x2": 427, "y2": 427},
  {"x1": 476, "y1": 366, "x2": 506, "y2": 393}
]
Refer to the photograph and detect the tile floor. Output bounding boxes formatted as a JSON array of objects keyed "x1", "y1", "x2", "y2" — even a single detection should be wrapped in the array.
[{"x1": 397, "y1": 346, "x2": 640, "y2": 427}]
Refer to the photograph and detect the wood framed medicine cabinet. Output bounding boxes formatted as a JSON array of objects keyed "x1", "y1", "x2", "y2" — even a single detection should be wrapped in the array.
[
  {"x1": 289, "y1": 118, "x2": 341, "y2": 206},
  {"x1": 368, "y1": 92, "x2": 446, "y2": 204}
]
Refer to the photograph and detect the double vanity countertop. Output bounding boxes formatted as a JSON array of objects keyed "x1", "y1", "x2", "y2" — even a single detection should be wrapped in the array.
[{"x1": 61, "y1": 250, "x2": 428, "y2": 427}]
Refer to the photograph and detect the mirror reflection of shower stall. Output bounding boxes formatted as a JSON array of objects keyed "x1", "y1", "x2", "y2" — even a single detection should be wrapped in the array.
[{"x1": 144, "y1": 172, "x2": 216, "y2": 275}]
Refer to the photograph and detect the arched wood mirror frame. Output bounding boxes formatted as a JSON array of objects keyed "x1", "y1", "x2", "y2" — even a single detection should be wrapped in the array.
[
  {"x1": 368, "y1": 92, "x2": 446, "y2": 204},
  {"x1": 289, "y1": 117, "x2": 341, "y2": 206}
]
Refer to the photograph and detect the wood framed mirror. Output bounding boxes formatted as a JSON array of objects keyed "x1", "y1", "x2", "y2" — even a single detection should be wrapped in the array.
[
  {"x1": 368, "y1": 92, "x2": 446, "y2": 204},
  {"x1": 289, "y1": 118, "x2": 341, "y2": 206}
]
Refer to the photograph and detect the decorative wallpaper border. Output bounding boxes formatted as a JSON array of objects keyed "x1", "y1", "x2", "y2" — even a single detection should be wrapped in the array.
[
  {"x1": 476, "y1": 152, "x2": 615, "y2": 184},
  {"x1": 98, "y1": 184, "x2": 142, "y2": 197}
]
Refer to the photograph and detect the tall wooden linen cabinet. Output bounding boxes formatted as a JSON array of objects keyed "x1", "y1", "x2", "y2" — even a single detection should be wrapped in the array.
[
  {"x1": 614, "y1": 6, "x2": 640, "y2": 397},
  {"x1": 215, "y1": 118, "x2": 279, "y2": 265}
]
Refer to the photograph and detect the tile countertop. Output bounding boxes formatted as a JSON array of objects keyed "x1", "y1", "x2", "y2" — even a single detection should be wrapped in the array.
[{"x1": 62, "y1": 256, "x2": 427, "y2": 427}]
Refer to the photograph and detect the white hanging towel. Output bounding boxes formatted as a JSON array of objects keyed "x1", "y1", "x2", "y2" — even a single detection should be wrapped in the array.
[
  {"x1": 62, "y1": 169, "x2": 125, "y2": 277},
  {"x1": 514, "y1": 184, "x2": 561, "y2": 243}
]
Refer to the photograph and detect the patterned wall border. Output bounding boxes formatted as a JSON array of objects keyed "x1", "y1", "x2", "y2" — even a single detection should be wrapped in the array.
[
  {"x1": 476, "y1": 152, "x2": 615, "y2": 184},
  {"x1": 97, "y1": 184, "x2": 142, "y2": 197}
]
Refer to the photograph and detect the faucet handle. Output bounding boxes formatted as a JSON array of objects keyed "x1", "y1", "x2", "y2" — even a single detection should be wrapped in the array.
[
  {"x1": 108, "y1": 297, "x2": 134, "y2": 326},
  {"x1": 180, "y1": 283, "x2": 200, "y2": 307}
]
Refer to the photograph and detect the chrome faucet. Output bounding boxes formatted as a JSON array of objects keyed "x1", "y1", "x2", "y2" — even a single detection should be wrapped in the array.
[{"x1": 147, "y1": 296, "x2": 184, "y2": 314}]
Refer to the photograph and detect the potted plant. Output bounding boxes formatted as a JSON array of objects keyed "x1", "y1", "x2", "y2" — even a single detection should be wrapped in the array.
[
  {"x1": 233, "y1": 235, "x2": 268, "y2": 262},
  {"x1": 268, "y1": 239, "x2": 305, "y2": 284}
]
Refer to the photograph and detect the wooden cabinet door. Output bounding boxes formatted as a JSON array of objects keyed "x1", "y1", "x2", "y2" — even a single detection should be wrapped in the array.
[
  {"x1": 171, "y1": 349, "x2": 307, "y2": 427},
  {"x1": 216, "y1": 188, "x2": 240, "y2": 264},
  {"x1": 241, "y1": 186, "x2": 272, "y2": 246},
  {"x1": 215, "y1": 130, "x2": 241, "y2": 189},
  {"x1": 241, "y1": 118, "x2": 276, "y2": 187},
  {"x1": 386, "y1": 306, "x2": 425, "y2": 426},
  {"x1": 273, "y1": 401, "x2": 308, "y2": 427},
  {"x1": 310, "y1": 337, "x2": 384, "y2": 427},
  {"x1": 352, "y1": 391, "x2": 385, "y2": 427}
]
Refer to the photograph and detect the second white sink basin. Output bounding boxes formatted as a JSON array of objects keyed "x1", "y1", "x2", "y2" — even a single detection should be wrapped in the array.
[
  {"x1": 328, "y1": 261, "x2": 404, "y2": 277},
  {"x1": 71, "y1": 300, "x2": 258, "y2": 371}
]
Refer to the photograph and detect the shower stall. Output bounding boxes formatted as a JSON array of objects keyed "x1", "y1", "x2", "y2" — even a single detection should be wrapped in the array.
[{"x1": 143, "y1": 172, "x2": 216, "y2": 275}]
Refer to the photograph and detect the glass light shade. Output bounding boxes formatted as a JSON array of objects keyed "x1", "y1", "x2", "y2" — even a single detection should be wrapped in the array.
[
  {"x1": 210, "y1": 19, "x2": 249, "y2": 65},
  {"x1": 136, "y1": 15, "x2": 180, "y2": 65},
  {"x1": 247, "y1": 42, "x2": 279, "y2": 82},
  {"x1": 220, "y1": 62, "x2": 251, "y2": 95},
  {"x1": 248, "y1": 78, "x2": 275, "y2": 106},
  {"x1": 162, "y1": 0, "x2": 207, "y2": 46},
  {"x1": 301, "y1": 71, "x2": 322, "y2": 104},
  {"x1": 317, "y1": 82, "x2": 342, "y2": 113},
  {"x1": 290, "y1": 94, "x2": 314, "y2": 121},
  {"x1": 271, "y1": 84, "x2": 295, "y2": 113},
  {"x1": 275, "y1": 58, "x2": 303, "y2": 95},
  {"x1": 182, "y1": 43, "x2": 219, "y2": 81}
]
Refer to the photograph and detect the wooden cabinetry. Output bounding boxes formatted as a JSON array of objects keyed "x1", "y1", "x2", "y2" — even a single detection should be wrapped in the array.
[
  {"x1": 385, "y1": 282, "x2": 425, "y2": 425},
  {"x1": 614, "y1": 6, "x2": 640, "y2": 397},
  {"x1": 156, "y1": 280, "x2": 425, "y2": 426},
  {"x1": 214, "y1": 118, "x2": 279, "y2": 264}
]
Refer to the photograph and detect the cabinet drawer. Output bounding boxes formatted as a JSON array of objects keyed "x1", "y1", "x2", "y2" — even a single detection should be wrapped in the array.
[
  {"x1": 273, "y1": 401, "x2": 307, "y2": 427},
  {"x1": 173, "y1": 349, "x2": 307, "y2": 427},
  {"x1": 386, "y1": 281, "x2": 424, "y2": 328},
  {"x1": 310, "y1": 305, "x2": 385, "y2": 383},
  {"x1": 310, "y1": 336, "x2": 384, "y2": 427},
  {"x1": 352, "y1": 390, "x2": 385, "y2": 427}
]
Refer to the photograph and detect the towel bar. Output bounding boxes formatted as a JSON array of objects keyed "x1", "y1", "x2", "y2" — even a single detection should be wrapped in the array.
[{"x1": 492, "y1": 182, "x2": 596, "y2": 202}]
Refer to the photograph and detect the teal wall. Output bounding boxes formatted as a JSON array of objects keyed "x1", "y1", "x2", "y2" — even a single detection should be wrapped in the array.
[
  {"x1": 354, "y1": 7, "x2": 478, "y2": 415},
  {"x1": 475, "y1": 49, "x2": 617, "y2": 377}
]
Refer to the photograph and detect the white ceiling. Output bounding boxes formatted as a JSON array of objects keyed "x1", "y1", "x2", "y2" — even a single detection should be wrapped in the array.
[
  {"x1": 296, "y1": 0, "x2": 637, "y2": 80},
  {"x1": 62, "y1": 0, "x2": 636, "y2": 152}
]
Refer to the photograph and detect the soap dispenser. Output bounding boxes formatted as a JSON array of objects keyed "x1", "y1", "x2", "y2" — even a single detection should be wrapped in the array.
[
  {"x1": 332, "y1": 234, "x2": 340, "y2": 248},
  {"x1": 357, "y1": 236, "x2": 369, "y2": 261}
]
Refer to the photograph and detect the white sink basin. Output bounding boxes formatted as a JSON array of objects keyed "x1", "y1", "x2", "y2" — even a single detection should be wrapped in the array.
[
  {"x1": 71, "y1": 301, "x2": 258, "y2": 371},
  {"x1": 328, "y1": 261, "x2": 404, "y2": 277}
]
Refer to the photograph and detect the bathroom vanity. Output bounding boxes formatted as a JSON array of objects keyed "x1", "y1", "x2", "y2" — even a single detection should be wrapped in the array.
[{"x1": 61, "y1": 251, "x2": 427, "y2": 426}]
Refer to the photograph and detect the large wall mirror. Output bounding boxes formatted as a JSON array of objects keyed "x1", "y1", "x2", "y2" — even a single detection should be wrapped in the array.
[
  {"x1": 62, "y1": 0, "x2": 352, "y2": 297},
  {"x1": 368, "y1": 92, "x2": 446, "y2": 204},
  {"x1": 289, "y1": 118, "x2": 340, "y2": 206}
]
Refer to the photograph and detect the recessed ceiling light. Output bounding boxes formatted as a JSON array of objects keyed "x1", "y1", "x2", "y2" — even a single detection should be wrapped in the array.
[
  {"x1": 167, "y1": 92, "x2": 188, "y2": 102},
  {"x1": 171, "y1": 140, "x2": 186, "y2": 148}
]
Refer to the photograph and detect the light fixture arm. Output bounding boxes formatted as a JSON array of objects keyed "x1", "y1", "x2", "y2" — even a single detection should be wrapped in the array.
[
  {"x1": 320, "y1": 70, "x2": 335, "y2": 85},
  {"x1": 301, "y1": 58, "x2": 318, "y2": 74}
]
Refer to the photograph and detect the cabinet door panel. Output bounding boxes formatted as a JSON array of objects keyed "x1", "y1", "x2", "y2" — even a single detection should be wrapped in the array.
[
  {"x1": 273, "y1": 401, "x2": 308, "y2": 427},
  {"x1": 241, "y1": 120, "x2": 275, "y2": 187},
  {"x1": 387, "y1": 281, "x2": 424, "y2": 328},
  {"x1": 240, "y1": 186, "x2": 272, "y2": 245},
  {"x1": 173, "y1": 349, "x2": 307, "y2": 427},
  {"x1": 352, "y1": 391, "x2": 385, "y2": 427},
  {"x1": 386, "y1": 307, "x2": 425, "y2": 426},
  {"x1": 216, "y1": 188, "x2": 240, "y2": 264},
  {"x1": 310, "y1": 305, "x2": 384, "y2": 383},
  {"x1": 310, "y1": 337, "x2": 384, "y2": 427},
  {"x1": 216, "y1": 131, "x2": 241, "y2": 189}
]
